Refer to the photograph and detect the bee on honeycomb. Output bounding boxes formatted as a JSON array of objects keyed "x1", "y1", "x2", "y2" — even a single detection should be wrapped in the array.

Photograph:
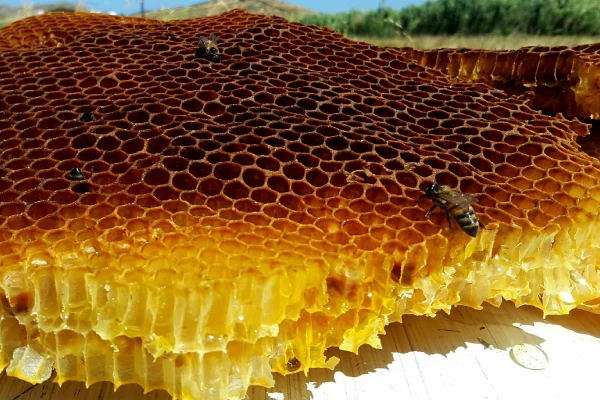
[
  {"x1": 195, "y1": 33, "x2": 221, "y2": 63},
  {"x1": 418, "y1": 182, "x2": 482, "y2": 237}
]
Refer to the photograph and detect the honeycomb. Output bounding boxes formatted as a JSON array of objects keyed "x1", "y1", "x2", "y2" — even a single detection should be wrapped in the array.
[
  {"x1": 398, "y1": 44, "x2": 600, "y2": 120},
  {"x1": 0, "y1": 10, "x2": 600, "y2": 400}
]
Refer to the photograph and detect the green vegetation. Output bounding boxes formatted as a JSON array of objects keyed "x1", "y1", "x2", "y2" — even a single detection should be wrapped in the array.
[
  {"x1": 46, "y1": 6, "x2": 76, "y2": 12},
  {"x1": 294, "y1": 0, "x2": 600, "y2": 37},
  {"x1": 295, "y1": 8, "x2": 399, "y2": 37}
]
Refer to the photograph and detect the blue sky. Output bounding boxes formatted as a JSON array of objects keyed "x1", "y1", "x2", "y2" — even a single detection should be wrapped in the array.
[{"x1": 2, "y1": 0, "x2": 427, "y2": 16}]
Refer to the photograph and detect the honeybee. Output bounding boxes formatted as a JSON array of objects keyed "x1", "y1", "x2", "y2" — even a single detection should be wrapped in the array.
[
  {"x1": 417, "y1": 183, "x2": 481, "y2": 237},
  {"x1": 80, "y1": 112, "x2": 94, "y2": 122},
  {"x1": 195, "y1": 34, "x2": 221, "y2": 63},
  {"x1": 66, "y1": 167, "x2": 85, "y2": 181},
  {"x1": 66, "y1": 167, "x2": 90, "y2": 193}
]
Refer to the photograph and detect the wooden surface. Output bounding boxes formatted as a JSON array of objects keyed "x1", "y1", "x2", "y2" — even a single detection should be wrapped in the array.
[{"x1": 2, "y1": 301, "x2": 599, "y2": 400}]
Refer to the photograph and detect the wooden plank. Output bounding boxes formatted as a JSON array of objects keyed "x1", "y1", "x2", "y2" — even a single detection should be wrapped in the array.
[{"x1": 2, "y1": 301, "x2": 599, "y2": 400}]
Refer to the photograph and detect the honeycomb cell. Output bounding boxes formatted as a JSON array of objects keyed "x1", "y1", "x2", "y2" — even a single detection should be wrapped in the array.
[
  {"x1": 214, "y1": 162, "x2": 241, "y2": 180},
  {"x1": 172, "y1": 173, "x2": 197, "y2": 191},
  {"x1": 144, "y1": 169, "x2": 170, "y2": 186}
]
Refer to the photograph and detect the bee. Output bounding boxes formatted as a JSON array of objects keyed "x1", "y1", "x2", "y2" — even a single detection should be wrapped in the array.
[
  {"x1": 195, "y1": 34, "x2": 221, "y2": 63},
  {"x1": 66, "y1": 167, "x2": 89, "y2": 193},
  {"x1": 80, "y1": 112, "x2": 94, "y2": 122},
  {"x1": 417, "y1": 183, "x2": 481, "y2": 237},
  {"x1": 66, "y1": 167, "x2": 85, "y2": 181}
]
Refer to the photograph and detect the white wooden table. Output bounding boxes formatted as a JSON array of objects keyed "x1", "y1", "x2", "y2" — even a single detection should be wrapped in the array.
[{"x1": 2, "y1": 301, "x2": 599, "y2": 400}]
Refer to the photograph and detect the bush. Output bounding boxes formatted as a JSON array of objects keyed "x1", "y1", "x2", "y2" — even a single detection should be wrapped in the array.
[
  {"x1": 47, "y1": 6, "x2": 76, "y2": 13},
  {"x1": 294, "y1": 0, "x2": 600, "y2": 37}
]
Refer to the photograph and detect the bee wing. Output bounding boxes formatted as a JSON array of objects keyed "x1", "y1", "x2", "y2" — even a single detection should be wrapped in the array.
[
  {"x1": 199, "y1": 36, "x2": 210, "y2": 45},
  {"x1": 437, "y1": 190, "x2": 479, "y2": 207},
  {"x1": 463, "y1": 193, "x2": 479, "y2": 204},
  {"x1": 209, "y1": 33, "x2": 218, "y2": 44}
]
